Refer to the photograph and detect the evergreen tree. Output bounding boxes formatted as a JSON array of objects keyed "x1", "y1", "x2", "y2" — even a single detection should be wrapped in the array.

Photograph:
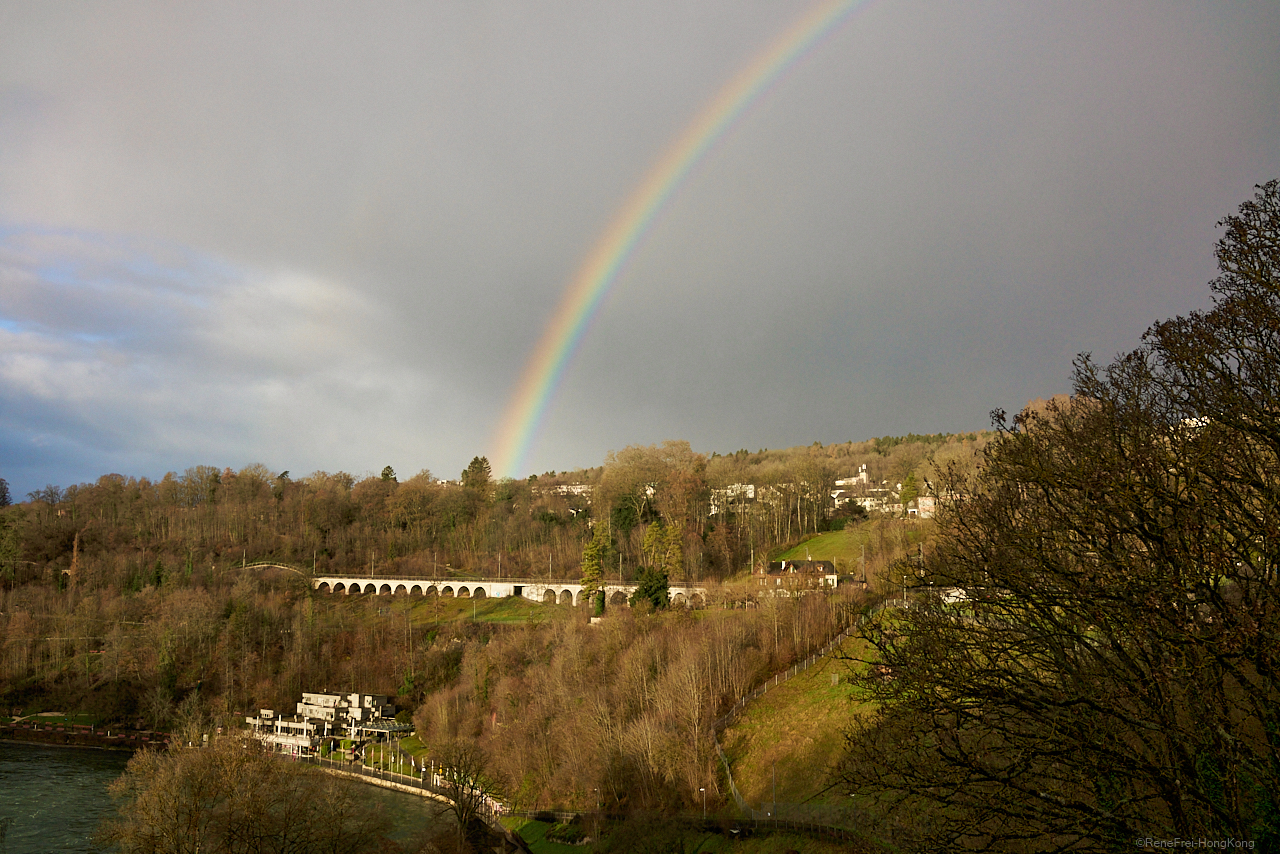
[
  {"x1": 898, "y1": 473, "x2": 918, "y2": 508},
  {"x1": 580, "y1": 519, "x2": 611, "y2": 606},
  {"x1": 461, "y1": 456, "x2": 492, "y2": 492},
  {"x1": 629, "y1": 566, "x2": 669, "y2": 611}
]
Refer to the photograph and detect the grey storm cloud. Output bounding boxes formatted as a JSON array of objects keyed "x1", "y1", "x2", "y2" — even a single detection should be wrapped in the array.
[{"x1": 1, "y1": 0, "x2": 1278, "y2": 496}]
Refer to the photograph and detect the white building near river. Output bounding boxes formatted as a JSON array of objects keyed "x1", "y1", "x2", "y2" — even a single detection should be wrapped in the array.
[{"x1": 246, "y1": 691, "x2": 410, "y2": 755}]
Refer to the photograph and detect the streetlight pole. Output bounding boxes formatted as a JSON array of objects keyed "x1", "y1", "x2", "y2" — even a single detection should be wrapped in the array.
[{"x1": 700, "y1": 787, "x2": 706, "y2": 820}]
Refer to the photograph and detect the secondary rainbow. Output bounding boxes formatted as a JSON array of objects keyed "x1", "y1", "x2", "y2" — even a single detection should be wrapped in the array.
[{"x1": 491, "y1": 0, "x2": 868, "y2": 478}]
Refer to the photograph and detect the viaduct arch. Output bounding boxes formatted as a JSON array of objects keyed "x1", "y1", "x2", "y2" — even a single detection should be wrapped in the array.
[{"x1": 312, "y1": 576, "x2": 707, "y2": 608}]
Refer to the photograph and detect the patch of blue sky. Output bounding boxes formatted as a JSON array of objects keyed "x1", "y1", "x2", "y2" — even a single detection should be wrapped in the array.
[
  {"x1": 0, "y1": 221, "x2": 125, "y2": 249},
  {"x1": 1, "y1": 222, "x2": 240, "y2": 309},
  {"x1": 0, "y1": 314, "x2": 113, "y2": 343},
  {"x1": 121, "y1": 246, "x2": 237, "y2": 294},
  {"x1": 32, "y1": 261, "x2": 87, "y2": 289},
  {"x1": 65, "y1": 330, "x2": 119, "y2": 345}
]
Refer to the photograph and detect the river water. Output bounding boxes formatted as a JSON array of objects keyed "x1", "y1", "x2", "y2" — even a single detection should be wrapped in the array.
[
  {"x1": 0, "y1": 743, "x2": 451, "y2": 853},
  {"x1": 0, "y1": 742, "x2": 129, "y2": 853}
]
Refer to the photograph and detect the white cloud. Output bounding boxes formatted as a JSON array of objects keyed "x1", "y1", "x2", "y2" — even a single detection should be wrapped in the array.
[{"x1": 0, "y1": 227, "x2": 469, "y2": 489}]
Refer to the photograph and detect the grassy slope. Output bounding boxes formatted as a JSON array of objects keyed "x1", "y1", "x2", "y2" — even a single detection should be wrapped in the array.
[
  {"x1": 720, "y1": 633, "x2": 876, "y2": 827},
  {"x1": 775, "y1": 519, "x2": 932, "y2": 581},
  {"x1": 776, "y1": 528, "x2": 869, "y2": 563},
  {"x1": 503, "y1": 819, "x2": 587, "y2": 854},
  {"x1": 399, "y1": 590, "x2": 547, "y2": 627}
]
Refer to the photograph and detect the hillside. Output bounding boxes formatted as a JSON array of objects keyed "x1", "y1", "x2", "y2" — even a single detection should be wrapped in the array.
[
  {"x1": 775, "y1": 519, "x2": 932, "y2": 581},
  {"x1": 0, "y1": 432, "x2": 968, "y2": 837},
  {"x1": 720, "y1": 632, "x2": 877, "y2": 827}
]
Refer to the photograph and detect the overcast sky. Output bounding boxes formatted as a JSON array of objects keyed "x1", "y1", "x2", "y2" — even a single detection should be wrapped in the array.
[{"x1": 2, "y1": 1, "x2": 1278, "y2": 497}]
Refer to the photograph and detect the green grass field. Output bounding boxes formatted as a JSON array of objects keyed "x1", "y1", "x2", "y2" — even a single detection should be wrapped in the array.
[
  {"x1": 775, "y1": 519, "x2": 932, "y2": 575},
  {"x1": 398, "y1": 590, "x2": 548, "y2": 627},
  {"x1": 503, "y1": 819, "x2": 590, "y2": 854},
  {"x1": 0, "y1": 711, "x2": 100, "y2": 726},
  {"x1": 776, "y1": 528, "x2": 870, "y2": 564},
  {"x1": 720, "y1": 633, "x2": 876, "y2": 827}
]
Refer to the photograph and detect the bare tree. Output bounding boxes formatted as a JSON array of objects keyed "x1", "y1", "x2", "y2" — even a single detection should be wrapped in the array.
[
  {"x1": 838, "y1": 182, "x2": 1280, "y2": 851},
  {"x1": 434, "y1": 739, "x2": 503, "y2": 848},
  {"x1": 101, "y1": 735, "x2": 391, "y2": 854}
]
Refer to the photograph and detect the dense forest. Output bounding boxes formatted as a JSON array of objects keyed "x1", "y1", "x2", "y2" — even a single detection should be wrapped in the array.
[
  {"x1": 0, "y1": 433, "x2": 977, "y2": 811},
  {"x1": 2, "y1": 432, "x2": 984, "y2": 588}
]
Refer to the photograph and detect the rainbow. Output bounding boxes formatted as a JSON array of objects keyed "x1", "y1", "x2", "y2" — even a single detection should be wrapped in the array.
[{"x1": 490, "y1": 0, "x2": 869, "y2": 478}]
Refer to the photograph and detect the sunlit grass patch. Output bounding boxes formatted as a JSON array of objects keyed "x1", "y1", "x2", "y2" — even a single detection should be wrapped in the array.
[
  {"x1": 777, "y1": 528, "x2": 869, "y2": 563},
  {"x1": 404, "y1": 590, "x2": 545, "y2": 626},
  {"x1": 506, "y1": 819, "x2": 589, "y2": 854},
  {"x1": 722, "y1": 634, "x2": 876, "y2": 822}
]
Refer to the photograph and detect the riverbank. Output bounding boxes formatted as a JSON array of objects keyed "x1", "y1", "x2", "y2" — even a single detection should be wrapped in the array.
[
  {"x1": 304, "y1": 757, "x2": 532, "y2": 853},
  {"x1": 0, "y1": 721, "x2": 163, "y2": 751}
]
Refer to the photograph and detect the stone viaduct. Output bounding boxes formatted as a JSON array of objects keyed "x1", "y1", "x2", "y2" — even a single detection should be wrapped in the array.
[{"x1": 311, "y1": 575, "x2": 709, "y2": 608}]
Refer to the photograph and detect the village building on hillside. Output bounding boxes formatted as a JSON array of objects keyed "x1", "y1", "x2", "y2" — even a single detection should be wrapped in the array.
[
  {"x1": 710, "y1": 483, "x2": 756, "y2": 515},
  {"x1": 708, "y1": 463, "x2": 958, "y2": 522},
  {"x1": 246, "y1": 692, "x2": 410, "y2": 756},
  {"x1": 754, "y1": 559, "x2": 838, "y2": 593},
  {"x1": 835, "y1": 464, "x2": 870, "y2": 489},
  {"x1": 551, "y1": 483, "x2": 593, "y2": 498}
]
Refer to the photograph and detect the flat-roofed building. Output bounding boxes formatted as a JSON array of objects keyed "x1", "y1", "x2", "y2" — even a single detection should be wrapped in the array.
[{"x1": 246, "y1": 691, "x2": 409, "y2": 755}]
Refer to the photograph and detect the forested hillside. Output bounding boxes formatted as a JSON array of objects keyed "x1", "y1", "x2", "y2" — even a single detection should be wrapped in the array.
[
  {"x1": 1, "y1": 432, "x2": 985, "y2": 589},
  {"x1": 413, "y1": 593, "x2": 848, "y2": 811},
  {"x1": 0, "y1": 433, "x2": 978, "y2": 810}
]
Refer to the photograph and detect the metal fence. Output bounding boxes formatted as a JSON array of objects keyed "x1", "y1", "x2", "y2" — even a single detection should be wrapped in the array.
[{"x1": 711, "y1": 625, "x2": 854, "y2": 735}]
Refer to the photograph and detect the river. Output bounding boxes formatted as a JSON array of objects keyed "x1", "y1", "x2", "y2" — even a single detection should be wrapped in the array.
[{"x1": 0, "y1": 742, "x2": 452, "y2": 853}]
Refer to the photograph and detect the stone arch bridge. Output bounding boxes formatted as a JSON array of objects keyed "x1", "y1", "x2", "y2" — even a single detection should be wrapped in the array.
[{"x1": 311, "y1": 576, "x2": 709, "y2": 608}]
